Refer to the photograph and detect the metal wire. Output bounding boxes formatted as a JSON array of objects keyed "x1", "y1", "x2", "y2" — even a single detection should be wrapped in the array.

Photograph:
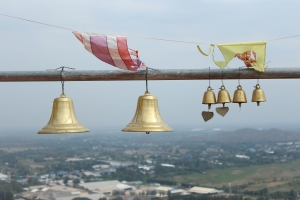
[
  {"x1": 221, "y1": 69, "x2": 224, "y2": 85},
  {"x1": 238, "y1": 67, "x2": 241, "y2": 85},
  {"x1": 208, "y1": 67, "x2": 211, "y2": 87},
  {"x1": 2, "y1": 13, "x2": 300, "y2": 45},
  {"x1": 145, "y1": 67, "x2": 159, "y2": 92},
  {"x1": 0, "y1": 14, "x2": 73, "y2": 31},
  {"x1": 55, "y1": 66, "x2": 75, "y2": 94},
  {"x1": 145, "y1": 67, "x2": 148, "y2": 92}
]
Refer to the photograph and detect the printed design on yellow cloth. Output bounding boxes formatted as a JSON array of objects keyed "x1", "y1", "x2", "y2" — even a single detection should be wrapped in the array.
[
  {"x1": 235, "y1": 50, "x2": 256, "y2": 67},
  {"x1": 197, "y1": 41, "x2": 266, "y2": 72}
]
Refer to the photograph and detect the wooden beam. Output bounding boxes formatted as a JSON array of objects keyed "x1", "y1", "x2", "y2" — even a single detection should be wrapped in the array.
[{"x1": 0, "y1": 68, "x2": 299, "y2": 82}]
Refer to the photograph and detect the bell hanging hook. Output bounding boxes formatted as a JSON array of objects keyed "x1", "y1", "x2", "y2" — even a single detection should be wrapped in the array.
[
  {"x1": 238, "y1": 67, "x2": 241, "y2": 86},
  {"x1": 221, "y1": 68, "x2": 223, "y2": 85},
  {"x1": 208, "y1": 67, "x2": 211, "y2": 87},
  {"x1": 146, "y1": 67, "x2": 148, "y2": 93},
  {"x1": 145, "y1": 67, "x2": 159, "y2": 93},
  {"x1": 55, "y1": 66, "x2": 75, "y2": 94}
]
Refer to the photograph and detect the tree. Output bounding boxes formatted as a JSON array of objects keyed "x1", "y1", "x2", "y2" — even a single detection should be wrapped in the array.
[
  {"x1": 73, "y1": 178, "x2": 80, "y2": 185},
  {"x1": 167, "y1": 190, "x2": 171, "y2": 200},
  {"x1": 112, "y1": 197, "x2": 123, "y2": 200},
  {"x1": 63, "y1": 177, "x2": 70, "y2": 185},
  {"x1": 49, "y1": 193, "x2": 56, "y2": 200}
]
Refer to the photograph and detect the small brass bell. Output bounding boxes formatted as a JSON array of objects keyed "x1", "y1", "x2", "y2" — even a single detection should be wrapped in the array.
[
  {"x1": 122, "y1": 91, "x2": 173, "y2": 134},
  {"x1": 233, "y1": 85, "x2": 247, "y2": 107},
  {"x1": 217, "y1": 85, "x2": 231, "y2": 106},
  {"x1": 38, "y1": 94, "x2": 90, "y2": 134},
  {"x1": 216, "y1": 85, "x2": 231, "y2": 117},
  {"x1": 202, "y1": 86, "x2": 217, "y2": 109},
  {"x1": 252, "y1": 84, "x2": 266, "y2": 106}
]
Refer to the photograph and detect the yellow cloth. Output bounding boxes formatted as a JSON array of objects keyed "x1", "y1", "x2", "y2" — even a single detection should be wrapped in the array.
[{"x1": 197, "y1": 41, "x2": 266, "y2": 72}]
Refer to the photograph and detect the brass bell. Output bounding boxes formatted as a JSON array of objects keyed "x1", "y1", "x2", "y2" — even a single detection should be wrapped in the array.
[
  {"x1": 202, "y1": 86, "x2": 217, "y2": 109},
  {"x1": 252, "y1": 84, "x2": 266, "y2": 106},
  {"x1": 38, "y1": 94, "x2": 90, "y2": 134},
  {"x1": 215, "y1": 85, "x2": 231, "y2": 117},
  {"x1": 122, "y1": 91, "x2": 173, "y2": 134},
  {"x1": 217, "y1": 85, "x2": 231, "y2": 106},
  {"x1": 233, "y1": 85, "x2": 247, "y2": 107}
]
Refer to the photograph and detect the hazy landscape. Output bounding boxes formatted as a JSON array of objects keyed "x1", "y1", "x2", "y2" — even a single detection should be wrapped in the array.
[{"x1": 1, "y1": 127, "x2": 300, "y2": 199}]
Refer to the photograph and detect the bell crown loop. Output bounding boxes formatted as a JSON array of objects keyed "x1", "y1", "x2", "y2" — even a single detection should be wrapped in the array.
[{"x1": 207, "y1": 86, "x2": 213, "y2": 91}]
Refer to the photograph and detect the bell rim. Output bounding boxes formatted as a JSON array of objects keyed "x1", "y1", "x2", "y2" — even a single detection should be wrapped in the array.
[
  {"x1": 121, "y1": 123, "x2": 173, "y2": 132},
  {"x1": 38, "y1": 123, "x2": 90, "y2": 134},
  {"x1": 251, "y1": 99, "x2": 266, "y2": 102},
  {"x1": 37, "y1": 130, "x2": 90, "y2": 134},
  {"x1": 217, "y1": 101, "x2": 231, "y2": 104},
  {"x1": 122, "y1": 129, "x2": 173, "y2": 132}
]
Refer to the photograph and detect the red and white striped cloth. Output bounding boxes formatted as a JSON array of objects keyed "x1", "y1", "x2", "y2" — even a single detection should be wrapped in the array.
[{"x1": 73, "y1": 31, "x2": 146, "y2": 71}]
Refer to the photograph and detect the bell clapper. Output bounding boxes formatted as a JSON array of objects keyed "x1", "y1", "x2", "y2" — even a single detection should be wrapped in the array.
[{"x1": 146, "y1": 132, "x2": 150, "y2": 134}]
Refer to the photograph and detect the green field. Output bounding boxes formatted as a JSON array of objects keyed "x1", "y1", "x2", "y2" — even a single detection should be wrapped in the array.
[{"x1": 174, "y1": 160, "x2": 300, "y2": 191}]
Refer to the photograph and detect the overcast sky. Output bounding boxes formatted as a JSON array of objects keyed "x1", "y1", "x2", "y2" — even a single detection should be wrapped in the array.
[{"x1": 1, "y1": 1, "x2": 300, "y2": 133}]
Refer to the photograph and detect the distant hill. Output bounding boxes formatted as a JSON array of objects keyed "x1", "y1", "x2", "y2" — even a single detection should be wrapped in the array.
[{"x1": 187, "y1": 128, "x2": 300, "y2": 143}]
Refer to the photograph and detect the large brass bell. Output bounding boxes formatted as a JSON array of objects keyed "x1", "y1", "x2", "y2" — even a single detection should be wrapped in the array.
[
  {"x1": 122, "y1": 91, "x2": 173, "y2": 134},
  {"x1": 216, "y1": 85, "x2": 231, "y2": 117},
  {"x1": 252, "y1": 84, "x2": 266, "y2": 106},
  {"x1": 38, "y1": 94, "x2": 90, "y2": 134},
  {"x1": 233, "y1": 85, "x2": 247, "y2": 107},
  {"x1": 202, "y1": 86, "x2": 217, "y2": 109}
]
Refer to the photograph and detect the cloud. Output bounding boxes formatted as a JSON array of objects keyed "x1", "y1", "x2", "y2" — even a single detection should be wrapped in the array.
[{"x1": 191, "y1": 128, "x2": 205, "y2": 132}]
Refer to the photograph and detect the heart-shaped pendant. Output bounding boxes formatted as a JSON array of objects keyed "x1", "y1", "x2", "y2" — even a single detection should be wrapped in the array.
[
  {"x1": 216, "y1": 107, "x2": 229, "y2": 117},
  {"x1": 202, "y1": 111, "x2": 214, "y2": 122}
]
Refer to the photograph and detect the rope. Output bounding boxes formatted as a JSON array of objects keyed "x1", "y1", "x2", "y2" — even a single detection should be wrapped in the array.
[
  {"x1": 0, "y1": 14, "x2": 73, "y2": 31},
  {"x1": 268, "y1": 35, "x2": 300, "y2": 42},
  {"x1": 1, "y1": 13, "x2": 300, "y2": 44},
  {"x1": 0, "y1": 13, "x2": 210, "y2": 45},
  {"x1": 127, "y1": 36, "x2": 210, "y2": 45}
]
